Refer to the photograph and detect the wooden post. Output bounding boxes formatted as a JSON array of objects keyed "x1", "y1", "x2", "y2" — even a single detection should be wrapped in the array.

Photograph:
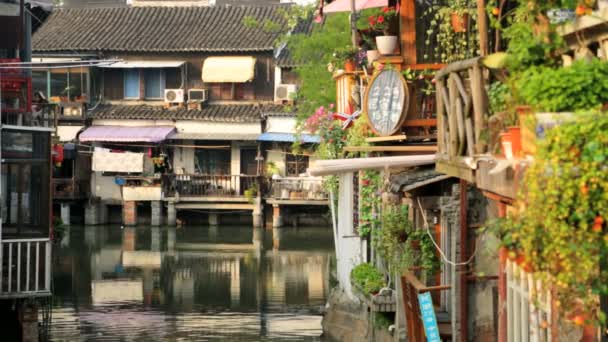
[
  {"x1": 400, "y1": 0, "x2": 417, "y2": 65},
  {"x1": 477, "y1": 0, "x2": 488, "y2": 56},
  {"x1": 470, "y1": 63, "x2": 487, "y2": 154}
]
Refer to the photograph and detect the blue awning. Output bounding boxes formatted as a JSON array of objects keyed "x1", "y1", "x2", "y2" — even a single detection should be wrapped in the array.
[{"x1": 258, "y1": 132, "x2": 320, "y2": 144}]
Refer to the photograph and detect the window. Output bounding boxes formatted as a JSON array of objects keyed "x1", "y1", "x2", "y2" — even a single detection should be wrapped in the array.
[
  {"x1": 124, "y1": 69, "x2": 140, "y2": 99},
  {"x1": 1, "y1": 129, "x2": 50, "y2": 237},
  {"x1": 144, "y1": 68, "x2": 165, "y2": 99},
  {"x1": 195, "y1": 149, "x2": 231, "y2": 174},
  {"x1": 286, "y1": 154, "x2": 309, "y2": 176},
  {"x1": 209, "y1": 83, "x2": 254, "y2": 101}
]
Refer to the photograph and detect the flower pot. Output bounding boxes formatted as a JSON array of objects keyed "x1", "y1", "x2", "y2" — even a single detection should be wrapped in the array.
[
  {"x1": 499, "y1": 132, "x2": 513, "y2": 159},
  {"x1": 508, "y1": 126, "x2": 522, "y2": 158},
  {"x1": 344, "y1": 59, "x2": 356, "y2": 72},
  {"x1": 375, "y1": 36, "x2": 398, "y2": 55},
  {"x1": 366, "y1": 49, "x2": 380, "y2": 66},
  {"x1": 451, "y1": 12, "x2": 470, "y2": 33}
]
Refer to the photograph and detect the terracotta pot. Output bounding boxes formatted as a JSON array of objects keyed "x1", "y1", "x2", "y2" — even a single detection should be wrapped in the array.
[
  {"x1": 499, "y1": 131, "x2": 513, "y2": 159},
  {"x1": 375, "y1": 35, "x2": 399, "y2": 55},
  {"x1": 508, "y1": 126, "x2": 522, "y2": 158},
  {"x1": 344, "y1": 59, "x2": 356, "y2": 72},
  {"x1": 366, "y1": 49, "x2": 380, "y2": 66},
  {"x1": 451, "y1": 12, "x2": 470, "y2": 33}
]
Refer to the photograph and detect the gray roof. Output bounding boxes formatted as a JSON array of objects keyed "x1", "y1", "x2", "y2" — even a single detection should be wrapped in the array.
[
  {"x1": 89, "y1": 104, "x2": 269, "y2": 122},
  {"x1": 33, "y1": 5, "x2": 290, "y2": 52},
  {"x1": 390, "y1": 169, "x2": 450, "y2": 193}
]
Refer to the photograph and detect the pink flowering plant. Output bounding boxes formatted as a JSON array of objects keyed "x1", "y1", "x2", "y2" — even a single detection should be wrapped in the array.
[{"x1": 305, "y1": 105, "x2": 348, "y2": 160}]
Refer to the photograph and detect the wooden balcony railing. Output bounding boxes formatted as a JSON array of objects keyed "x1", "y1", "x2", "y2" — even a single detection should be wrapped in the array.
[
  {"x1": 434, "y1": 57, "x2": 490, "y2": 182},
  {"x1": 52, "y1": 178, "x2": 90, "y2": 200},
  {"x1": 401, "y1": 271, "x2": 452, "y2": 342},
  {"x1": 0, "y1": 239, "x2": 52, "y2": 298},
  {"x1": 163, "y1": 174, "x2": 263, "y2": 198},
  {"x1": 267, "y1": 177, "x2": 327, "y2": 201}
]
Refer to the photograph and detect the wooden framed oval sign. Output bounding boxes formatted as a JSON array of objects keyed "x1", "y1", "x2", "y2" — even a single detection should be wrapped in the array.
[{"x1": 364, "y1": 69, "x2": 410, "y2": 136}]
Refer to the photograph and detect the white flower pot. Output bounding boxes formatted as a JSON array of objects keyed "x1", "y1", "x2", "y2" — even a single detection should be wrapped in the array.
[
  {"x1": 375, "y1": 36, "x2": 398, "y2": 55},
  {"x1": 366, "y1": 49, "x2": 380, "y2": 65}
]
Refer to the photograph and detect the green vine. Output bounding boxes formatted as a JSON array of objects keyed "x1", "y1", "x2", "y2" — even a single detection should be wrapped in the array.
[
  {"x1": 358, "y1": 170, "x2": 382, "y2": 237},
  {"x1": 503, "y1": 113, "x2": 608, "y2": 324}
]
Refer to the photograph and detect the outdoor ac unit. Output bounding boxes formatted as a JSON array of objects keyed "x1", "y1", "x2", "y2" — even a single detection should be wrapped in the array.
[
  {"x1": 275, "y1": 84, "x2": 297, "y2": 103},
  {"x1": 188, "y1": 89, "x2": 208, "y2": 102},
  {"x1": 164, "y1": 89, "x2": 185, "y2": 103}
]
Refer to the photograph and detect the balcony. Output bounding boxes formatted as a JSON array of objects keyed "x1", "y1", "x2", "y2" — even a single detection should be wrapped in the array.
[
  {"x1": 52, "y1": 178, "x2": 90, "y2": 200},
  {"x1": 0, "y1": 239, "x2": 52, "y2": 298},
  {"x1": 266, "y1": 177, "x2": 327, "y2": 204},
  {"x1": 163, "y1": 174, "x2": 263, "y2": 200}
]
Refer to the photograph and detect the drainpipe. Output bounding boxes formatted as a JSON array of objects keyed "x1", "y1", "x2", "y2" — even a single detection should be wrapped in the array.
[
  {"x1": 459, "y1": 179, "x2": 468, "y2": 341},
  {"x1": 497, "y1": 202, "x2": 507, "y2": 342}
]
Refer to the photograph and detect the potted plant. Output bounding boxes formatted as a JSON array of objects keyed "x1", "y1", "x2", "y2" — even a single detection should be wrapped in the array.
[
  {"x1": 362, "y1": 34, "x2": 380, "y2": 66},
  {"x1": 332, "y1": 46, "x2": 359, "y2": 72},
  {"x1": 351, "y1": 263, "x2": 386, "y2": 295},
  {"x1": 446, "y1": 0, "x2": 475, "y2": 32},
  {"x1": 368, "y1": 7, "x2": 399, "y2": 55}
]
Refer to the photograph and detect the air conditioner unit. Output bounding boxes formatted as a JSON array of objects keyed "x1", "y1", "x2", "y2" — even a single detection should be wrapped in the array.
[
  {"x1": 188, "y1": 89, "x2": 208, "y2": 103},
  {"x1": 275, "y1": 84, "x2": 297, "y2": 103},
  {"x1": 164, "y1": 89, "x2": 184, "y2": 103}
]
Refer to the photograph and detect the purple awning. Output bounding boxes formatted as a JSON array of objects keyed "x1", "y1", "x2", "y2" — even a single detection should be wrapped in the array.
[{"x1": 79, "y1": 126, "x2": 175, "y2": 143}]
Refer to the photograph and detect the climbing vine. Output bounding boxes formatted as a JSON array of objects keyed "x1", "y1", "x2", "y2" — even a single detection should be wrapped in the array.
[
  {"x1": 358, "y1": 170, "x2": 382, "y2": 237},
  {"x1": 503, "y1": 113, "x2": 608, "y2": 324}
]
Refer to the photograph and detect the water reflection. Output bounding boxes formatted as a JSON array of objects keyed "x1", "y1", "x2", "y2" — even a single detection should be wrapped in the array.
[{"x1": 51, "y1": 225, "x2": 334, "y2": 341}]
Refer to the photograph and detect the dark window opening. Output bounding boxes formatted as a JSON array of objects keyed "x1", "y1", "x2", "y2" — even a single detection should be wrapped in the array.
[{"x1": 286, "y1": 154, "x2": 308, "y2": 177}]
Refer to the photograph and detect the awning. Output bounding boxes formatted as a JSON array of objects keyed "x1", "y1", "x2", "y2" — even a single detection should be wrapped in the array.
[
  {"x1": 202, "y1": 56, "x2": 256, "y2": 83},
  {"x1": 308, "y1": 155, "x2": 436, "y2": 176},
  {"x1": 258, "y1": 132, "x2": 320, "y2": 144},
  {"x1": 100, "y1": 61, "x2": 185, "y2": 68},
  {"x1": 79, "y1": 126, "x2": 175, "y2": 143},
  {"x1": 168, "y1": 132, "x2": 259, "y2": 141}
]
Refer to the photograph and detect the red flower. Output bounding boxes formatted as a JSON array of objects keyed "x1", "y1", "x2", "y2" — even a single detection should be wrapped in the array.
[
  {"x1": 377, "y1": 15, "x2": 385, "y2": 24},
  {"x1": 382, "y1": 7, "x2": 389, "y2": 13}
]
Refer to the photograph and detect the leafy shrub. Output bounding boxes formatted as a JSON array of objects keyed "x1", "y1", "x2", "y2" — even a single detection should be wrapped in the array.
[
  {"x1": 516, "y1": 60, "x2": 608, "y2": 112},
  {"x1": 351, "y1": 263, "x2": 386, "y2": 294}
]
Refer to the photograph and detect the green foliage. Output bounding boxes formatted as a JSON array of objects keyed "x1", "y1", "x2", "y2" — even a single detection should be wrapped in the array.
[
  {"x1": 358, "y1": 170, "x2": 382, "y2": 237},
  {"x1": 503, "y1": 113, "x2": 608, "y2": 321},
  {"x1": 331, "y1": 45, "x2": 359, "y2": 65},
  {"x1": 373, "y1": 312, "x2": 394, "y2": 329},
  {"x1": 402, "y1": 68, "x2": 436, "y2": 96},
  {"x1": 266, "y1": 161, "x2": 280, "y2": 176},
  {"x1": 286, "y1": 13, "x2": 351, "y2": 123},
  {"x1": 374, "y1": 204, "x2": 412, "y2": 273},
  {"x1": 351, "y1": 263, "x2": 386, "y2": 294},
  {"x1": 244, "y1": 183, "x2": 259, "y2": 204},
  {"x1": 488, "y1": 81, "x2": 510, "y2": 115},
  {"x1": 421, "y1": 1, "x2": 479, "y2": 63},
  {"x1": 516, "y1": 60, "x2": 608, "y2": 112}
]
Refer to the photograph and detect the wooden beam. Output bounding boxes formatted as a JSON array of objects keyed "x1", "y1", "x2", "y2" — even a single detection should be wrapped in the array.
[
  {"x1": 175, "y1": 203, "x2": 255, "y2": 210},
  {"x1": 400, "y1": 0, "x2": 417, "y2": 65},
  {"x1": 477, "y1": 0, "x2": 488, "y2": 56},
  {"x1": 343, "y1": 145, "x2": 437, "y2": 152},
  {"x1": 403, "y1": 119, "x2": 437, "y2": 127},
  {"x1": 365, "y1": 134, "x2": 407, "y2": 143}
]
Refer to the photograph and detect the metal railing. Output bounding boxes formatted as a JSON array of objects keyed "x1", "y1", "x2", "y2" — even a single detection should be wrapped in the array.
[
  {"x1": 163, "y1": 174, "x2": 262, "y2": 197},
  {"x1": 267, "y1": 177, "x2": 327, "y2": 200},
  {"x1": 52, "y1": 178, "x2": 90, "y2": 200},
  {"x1": 0, "y1": 238, "x2": 52, "y2": 298}
]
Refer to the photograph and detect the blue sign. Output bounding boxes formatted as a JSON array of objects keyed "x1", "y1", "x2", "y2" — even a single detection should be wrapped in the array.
[{"x1": 418, "y1": 292, "x2": 441, "y2": 342}]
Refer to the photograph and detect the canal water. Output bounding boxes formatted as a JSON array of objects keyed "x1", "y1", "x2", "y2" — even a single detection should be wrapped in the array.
[{"x1": 49, "y1": 225, "x2": 334, "y2": 341}]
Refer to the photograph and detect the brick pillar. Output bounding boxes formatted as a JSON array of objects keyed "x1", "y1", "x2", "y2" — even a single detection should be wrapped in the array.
[
  {"x1": 18, "y1": 302, "x2": 38, "y2": 342},
  {"x1": 272, "y1": 205, "x2": 283, "y2": 228},
  {"x1": 123, "y1": 201, "x2": 137, "y2": 226},
  {"x1": 60, "y1": 203, "x2": 71, "y2": 226},
  {"x1": 151, "y1": 201, "x2": 162, "y2": 226},
  {"x1": 123, "y1": 227, "x2": 136, "y2": 251},
  {"x1": 167, "y1": 202, "x2": 176, "y2": 226}
]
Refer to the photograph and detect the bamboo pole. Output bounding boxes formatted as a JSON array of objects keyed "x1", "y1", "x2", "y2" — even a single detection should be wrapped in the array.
[{"x1": 477, "y1": 0, "x2": 488, "y2": 56}]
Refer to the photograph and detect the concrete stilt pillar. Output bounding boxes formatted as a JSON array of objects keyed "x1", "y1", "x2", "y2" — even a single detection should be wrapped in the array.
[
  {"x1": 122, "y1": 227, "x2": 136, "y2": 251},
  {"x1": 85, "y1": 203, "x2": 99, "y2": 225},
  {"x1": 19, "y1": 302, "x2": 38, "y2": 342},
  {"x1": 208, "y1": 225, "x2": 218, "y2": 240},
  {"x1": 99, "y1": 204, "x2": 108, "y2": 225},
  {"x1": 252, "y1": 197, "x2": 263, "y2": 228},
  {"x1": 123, "y1": 201, "x2": 137, "y2": 226},
  {"x1": 208, "y1": 213, "x2": 219, "y2": 226},
  {"x1": 272, "y1": 227, "x2": 282, "y2": 251},
  {"x1": 252, "y1": 227, "x2": 263, "y2": 251},
  {"x1": 60, "y1": 203, "x2": 71, "y2": 226},
  {"x1": 167, "y1": 227, "x2": 176, "y2": 252},
  {"x1": 151, "y1": 226, "x2": 161, "y2": 251},
  {"x1": 167, "y1": 202, "x2": 176, "y2": 226},
  {"x1": 151, "y1": 201, "x2": 162, "y2": 226},
  {"x1": 272, "y1": 205, "x2": 283, "y2": 228}
]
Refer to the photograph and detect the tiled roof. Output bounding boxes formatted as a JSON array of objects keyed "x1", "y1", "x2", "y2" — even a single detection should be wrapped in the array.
[
  {"x1": 390, "y1": 168, "x2": 450, "y2": 192},
  {"x1": 33, "y1": 5, "x2": 290, "y2": 52},
  {"x1": 276, "y1": 18, "x2": 314, "y2": 67},
  {"x1": 89, "y1": 104, "x2": 268, "y2": 122}
]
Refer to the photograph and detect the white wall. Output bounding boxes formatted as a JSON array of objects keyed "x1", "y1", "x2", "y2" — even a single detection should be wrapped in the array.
[
  {"x1": 176, "y1": 121, "x2": 261, "y2": 135},
  {"x1": 266, "y1": 116, "x2": 297, "y2": 134},
  {"x1": 57, "y1": 125, "x2": 83, "y2": 142},
  {"x1": 336, "y1": 172, "x2": 366, "y2": 301},
  {"x1": 91, "y1": 172, "x2": 122, "y2": 201},
  {"x1": 267, "y1": 150, "x2": 286, "y2": 176},
  {"x1": 172, "y1": 140, "x2": 195, "y2": 174}
]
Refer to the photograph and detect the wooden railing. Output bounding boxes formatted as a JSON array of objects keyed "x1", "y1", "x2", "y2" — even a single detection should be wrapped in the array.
[
  {"x1": 0, "y1": 239, "x2": 52, "y2": 298},
  {"x1": 435, "y1": 57, "x2": 490, "y2": 159},
  {"x1": 163, "y1": 174, "x2": 262, "y2": 198},
  {"x1": 401, "y1": 271, "x2": 452, "y2": 342},
  {"x1": 52, "y1": 178, "x2": 90, "y2": 200},
  {"x1": 267, "y1": 177, "x2": 327, "y2": 201},
  {"x1": 506, "y1": 260, "x2": 552, "y2": 342}
]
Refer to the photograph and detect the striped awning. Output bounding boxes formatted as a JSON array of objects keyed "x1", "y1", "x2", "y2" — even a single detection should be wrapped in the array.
[{"x1": 202, "y1": 56, "x2": 256, "y2": 83}]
